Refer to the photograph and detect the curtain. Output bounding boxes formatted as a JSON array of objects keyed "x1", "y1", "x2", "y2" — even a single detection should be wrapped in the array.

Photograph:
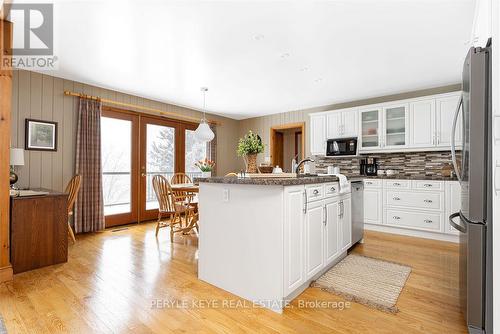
[
  {"x1": 74, "y1": 98, "x2": 104, "y2": 233},
  {"x1": 206, "y1": 124, "x2": 217, "y2": 175}
]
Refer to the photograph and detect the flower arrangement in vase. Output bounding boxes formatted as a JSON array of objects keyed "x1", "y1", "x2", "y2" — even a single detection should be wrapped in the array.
[
  {"x1": 237, "y1": 130, "x2": 264, "y2": 173},
  {"x1": 195, "y1": 158, "x2": 215, "y2": 178}
]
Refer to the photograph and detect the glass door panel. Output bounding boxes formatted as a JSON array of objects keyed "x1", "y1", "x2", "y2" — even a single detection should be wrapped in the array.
[
  {"x1": 385, "y1": 105, "x2": 407, "y2": 147},
  {"x1": 101, "y1": 110, "x2": 139, "y2": 227},
  {"x1": 145, "y1": 124, "x2": 175, "y2": 210},
  {"x1": 361, "y1": 110, "x2": 380, "y2": 148},
  {"x1": 140, "y1": 117, "x2": 178, "y2": 221},
  {"x1": 185, "y1": 129, "x2": 207, "y2": 180}
]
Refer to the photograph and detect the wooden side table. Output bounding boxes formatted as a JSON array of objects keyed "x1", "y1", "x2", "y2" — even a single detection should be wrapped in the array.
[{"x1": 10, "y1": 189, "x2": 69, "y2": 274}]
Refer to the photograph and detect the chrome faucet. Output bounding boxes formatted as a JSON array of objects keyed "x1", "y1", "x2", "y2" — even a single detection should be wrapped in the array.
[{"x1": 295, "y1": 157, "x2": 315, "y2": 174}]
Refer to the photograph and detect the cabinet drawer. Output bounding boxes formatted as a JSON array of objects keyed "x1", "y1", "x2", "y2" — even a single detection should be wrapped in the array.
[
  {"x1": 363, "y1": 179, "x2": 382, "y2": 188},
  {"x1": 324, "y1": 182, "x2": 339, "y2": 197},
  {"x1": 386, "y1": 190, "x2": 444, "y2": 211},
  {"x1": 412, "y1": 180, "x2": 444, "y2": 191},
  {"x1": 383, "y1": 179, "x2": 411, "y2": 189},
  {"x1": 386, "y1": 209, "x2": 442, "y2": 232},
  {"x1": 306, "y1": 184, "x2": 324, "y2": 202}
]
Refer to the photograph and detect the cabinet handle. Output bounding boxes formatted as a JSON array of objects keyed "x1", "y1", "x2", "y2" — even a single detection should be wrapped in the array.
[
  {"x1": 313, "y1": 189, "x2": 319, "y2": 195},
  {"x1": 324, "y1": 206, "x2": 327, "y2": 225},
  {"x1": 330, "y1": 187, "x2": 336, "y2": 192},
  {"x1": 436, "y1": 133, "x2": 440, "y2": 145},
  {"x1": 393, "y1": 216, "x2": 401, "y2": 220},
  {"x1": 303, "y1": 190, "x2": 307, "y2": 214},
  {"x1": 393, "y1": 182, "x2": 401, "y2": 186},
  {"x1": 423, "y1": 184, "x2": 433, "y2": 187},
  {"x1": 424, "y1": 199, "x2": 433, "y2": 203},
  {"x1": 424, "y1": 219, "x2": 433, "y2": 224},
  {"x1": 366, "y1": 182, "x2": 373, "y2": 185},
  {"x1": 393, "y1": 197, "x2": 401, "y2": 201}
]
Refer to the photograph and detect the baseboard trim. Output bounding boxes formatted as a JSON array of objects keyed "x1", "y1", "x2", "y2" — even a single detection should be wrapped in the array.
[
  {"x1": 364, "y1": 224, "x2": 459, "y2": 243},
  {"x1": 0, "y1": 265, "x2": 13, "y2": 283}
]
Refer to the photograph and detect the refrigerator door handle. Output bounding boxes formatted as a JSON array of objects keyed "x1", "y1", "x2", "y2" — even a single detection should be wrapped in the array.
[
  {"x1": 451, "y1": 94, "x2": 463, "y2": 183},
  {"x1": 449, "y1": 212, "x2": 466, "y2": 233}
]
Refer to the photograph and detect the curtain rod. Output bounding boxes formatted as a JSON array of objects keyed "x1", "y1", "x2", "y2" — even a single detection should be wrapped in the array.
[{"x1": 63, "y1": 91, "x2": 221, "y2": 126}]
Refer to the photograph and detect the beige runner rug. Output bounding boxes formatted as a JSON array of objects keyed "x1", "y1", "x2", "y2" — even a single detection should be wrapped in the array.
[{"x1": 311, "y1": 254, "x2": 411, "y2": 313}]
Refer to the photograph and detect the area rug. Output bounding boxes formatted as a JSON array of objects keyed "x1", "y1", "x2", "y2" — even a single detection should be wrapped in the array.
[{"x1": 311, "y1": 254, "x2": 411, "y2": 313}]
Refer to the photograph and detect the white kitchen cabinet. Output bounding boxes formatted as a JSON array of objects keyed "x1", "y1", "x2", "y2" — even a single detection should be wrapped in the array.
[
  {"x1": 409, "y1": 99, "x2": 435, "y2": 147},
  {"x1": 324, "y1": 197, "x2": 340, "y2": 264},
  {"x1": 383, "y1": 103, "x2": 409, "y2": 148},
  {"x1": 342, "y1": 109, "x2": 359, "y2": 138},
  {"x1": 445, "y1": 181, "x2": 461, "y2": 235},
  {"x1": 340, "y1": 196, "x2": 352, "y2": 252},
  {"x1": 363, "y1": 187, "x2": 383, "y2": 225},
  {"x1": 310, "y1": 114, "x2": 326, "y2": 155},
  {"x1": 305, "y1": 200, "x2": 325, "y2": 280},
  {"x1": 359, "y1": 108, "x2": 382, "y2": 150},
  {"x1": 326, "y1": 111, "x2": 342, "y2": 139},
  {"x1": 283, "y1": 186, "x2": 305, "y2": 296},
  {"x1": 326, "y1": 109, "x2": 358, "y2": 139},
  {"x1": 436, "y1": 95, "x2": 462, "y2": 148}
]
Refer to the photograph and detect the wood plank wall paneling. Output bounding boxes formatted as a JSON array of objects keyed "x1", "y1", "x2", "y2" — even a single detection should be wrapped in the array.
[
  {"x1": 10, "y1": 70, "x2": 241, "y2": 191},
  {"x1": 238, "y1": 84, "x2": 462, "y2": 169}
]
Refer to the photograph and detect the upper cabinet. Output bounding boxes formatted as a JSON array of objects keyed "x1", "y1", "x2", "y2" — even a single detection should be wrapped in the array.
[
  {"x1": 435, "y1": 95, "x2": 462, "y2": 148},
  {"x1": 383, "y1": 104, "x2": 409, "y2": 148},
  {"x1": 359, "y1": 104, "x2": 409, "y2": 151},
  {"x1": 360, "y1": 108, "x2": 382, "y2": 150},
  {"x1": 310, "y1": 114, "x2": 326, "y2": 155},
  {"x1": 309, "y1": 91, "x2": 462, "y2": 156},
  {"x1": 409, "y1": 94, "x2": 462, "y2": 149},
  {"x1": 326, "y1": 109, "x2": 358, "y2": 139}
]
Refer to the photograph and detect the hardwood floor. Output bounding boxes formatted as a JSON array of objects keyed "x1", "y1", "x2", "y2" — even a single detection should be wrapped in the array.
[{"x1": 0, "y1": 223, "x2": 467, "y2": 333}]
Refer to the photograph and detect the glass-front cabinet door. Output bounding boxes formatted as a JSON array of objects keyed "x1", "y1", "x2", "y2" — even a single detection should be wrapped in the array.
[
  {"x1": 383, "y1": 104, "x2": 408, "y2": 148},
  {"x1": 360, "y1": 108, "x2": 381, "y2": 150}
]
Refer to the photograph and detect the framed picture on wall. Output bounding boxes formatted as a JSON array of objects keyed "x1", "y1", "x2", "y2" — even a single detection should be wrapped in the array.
[{"x1": 25, "y1": 119, "x2": 58, "y2": 151}]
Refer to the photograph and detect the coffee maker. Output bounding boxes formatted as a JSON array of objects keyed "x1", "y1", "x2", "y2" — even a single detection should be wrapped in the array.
[{"x1": 361, "y1": 157, "x2": 378, "y2": 176}]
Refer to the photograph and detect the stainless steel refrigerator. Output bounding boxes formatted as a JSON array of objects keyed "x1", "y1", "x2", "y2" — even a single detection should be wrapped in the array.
[{"x1": 449, "y1": 40, "x2": 492, "y2": 334}]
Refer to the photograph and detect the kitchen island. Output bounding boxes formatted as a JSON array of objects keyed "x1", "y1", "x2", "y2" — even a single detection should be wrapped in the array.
[{"x1": 196, "y1": 176, "x2": 354, "y2": 313}]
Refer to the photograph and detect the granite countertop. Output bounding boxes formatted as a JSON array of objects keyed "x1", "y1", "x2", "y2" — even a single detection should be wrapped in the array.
[
  {"x1": 194, "y1": 175, "x2": 340, "y2": 186},
  {"x1": 350, "y1": 175, "x2": 458, "y2": 181}
]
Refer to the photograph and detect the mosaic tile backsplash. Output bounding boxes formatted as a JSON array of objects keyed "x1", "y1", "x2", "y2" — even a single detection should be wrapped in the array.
[{"x1": 313, "y1": 151, "x2": 459, "y2": 178}]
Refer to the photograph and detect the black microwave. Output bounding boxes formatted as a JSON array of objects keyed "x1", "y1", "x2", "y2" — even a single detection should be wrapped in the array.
[{"x1": 326, "y1": 138, "x2": 358, "y2": 156}]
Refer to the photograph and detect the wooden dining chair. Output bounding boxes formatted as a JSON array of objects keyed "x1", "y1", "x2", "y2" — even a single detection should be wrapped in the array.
[
  {"x1": 152, "y1": 175, "x2": 195, "y2": 242},
  {"x1": 170, "y1": 173, "x2": 197, "y2": 218},
  {"x1": 65, "y1": 174, "x2": 82, "y2": 243}
]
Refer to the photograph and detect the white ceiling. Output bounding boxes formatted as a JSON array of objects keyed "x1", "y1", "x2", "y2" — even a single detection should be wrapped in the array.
[{"x1": 14, "y1": 0, "x2": 474, "y2": 119}]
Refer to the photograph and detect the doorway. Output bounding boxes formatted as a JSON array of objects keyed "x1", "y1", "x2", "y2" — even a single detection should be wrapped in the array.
[
  {"x1": 101, "y1": 107, "x2": 207, "y2": 227},
  {"x1": 270, "y1": 123, "x2": 305, "y2": 173}
]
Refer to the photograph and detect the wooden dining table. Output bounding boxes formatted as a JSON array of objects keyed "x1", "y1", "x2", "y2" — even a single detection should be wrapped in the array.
[{"x1": 170, "y1": 183, "x2": 199, "y2": 234}]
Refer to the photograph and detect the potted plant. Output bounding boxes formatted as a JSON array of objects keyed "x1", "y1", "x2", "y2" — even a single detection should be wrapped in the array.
[
  {"x1": 237, "y1": 130, "x2": 264, "y2": 173},
  {"x1": 195, "y1": 158, "x2": 215, "y2": 178}
]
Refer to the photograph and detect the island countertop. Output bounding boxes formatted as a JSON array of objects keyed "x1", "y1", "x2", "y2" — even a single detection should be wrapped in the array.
[{"x1": 194, "y1": 175, "x2": 340, "y2": 186}]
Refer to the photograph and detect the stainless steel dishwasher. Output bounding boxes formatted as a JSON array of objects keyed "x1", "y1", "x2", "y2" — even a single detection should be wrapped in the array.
[{"x1": 350, "y1": 180, "x2": 364, "y2": 244}]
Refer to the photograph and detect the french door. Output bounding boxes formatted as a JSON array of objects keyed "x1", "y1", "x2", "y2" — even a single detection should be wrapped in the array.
[
  {"x1": 101, "y1": 110, "x2": 139, "y2": 227},
  {"x1": 101, "y1": 108, "x2": 207, "y2": 227}
]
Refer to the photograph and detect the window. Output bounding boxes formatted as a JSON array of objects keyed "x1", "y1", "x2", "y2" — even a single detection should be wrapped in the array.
[{"x1": 185, "y1": 129, "x2": 207, "y2": 179}]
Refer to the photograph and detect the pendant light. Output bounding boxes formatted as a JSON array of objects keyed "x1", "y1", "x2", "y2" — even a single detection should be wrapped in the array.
[{"x1": 195, "y1": 87, "x2": 215, "y2": 142}]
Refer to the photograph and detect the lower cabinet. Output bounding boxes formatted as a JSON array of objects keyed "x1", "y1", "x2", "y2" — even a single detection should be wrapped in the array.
[
  {"x1": 305, "y1": 200, "x2": 325, "y2": 280},
  {"x1": 324, "y1": 198, "x2": 340, "y2": 264},
  {"x1": 283, "y1": 183, "x2": 353, "y2": 297},
  {"x1": 363, "y1": 178, "x2": 461, "y2": 240},
  {"x1": 363, "y1": 187, "x2": 383, "y2": 225},
  {"x1": 340, "y1": 196, "x2": 352, "y2": 252}
]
